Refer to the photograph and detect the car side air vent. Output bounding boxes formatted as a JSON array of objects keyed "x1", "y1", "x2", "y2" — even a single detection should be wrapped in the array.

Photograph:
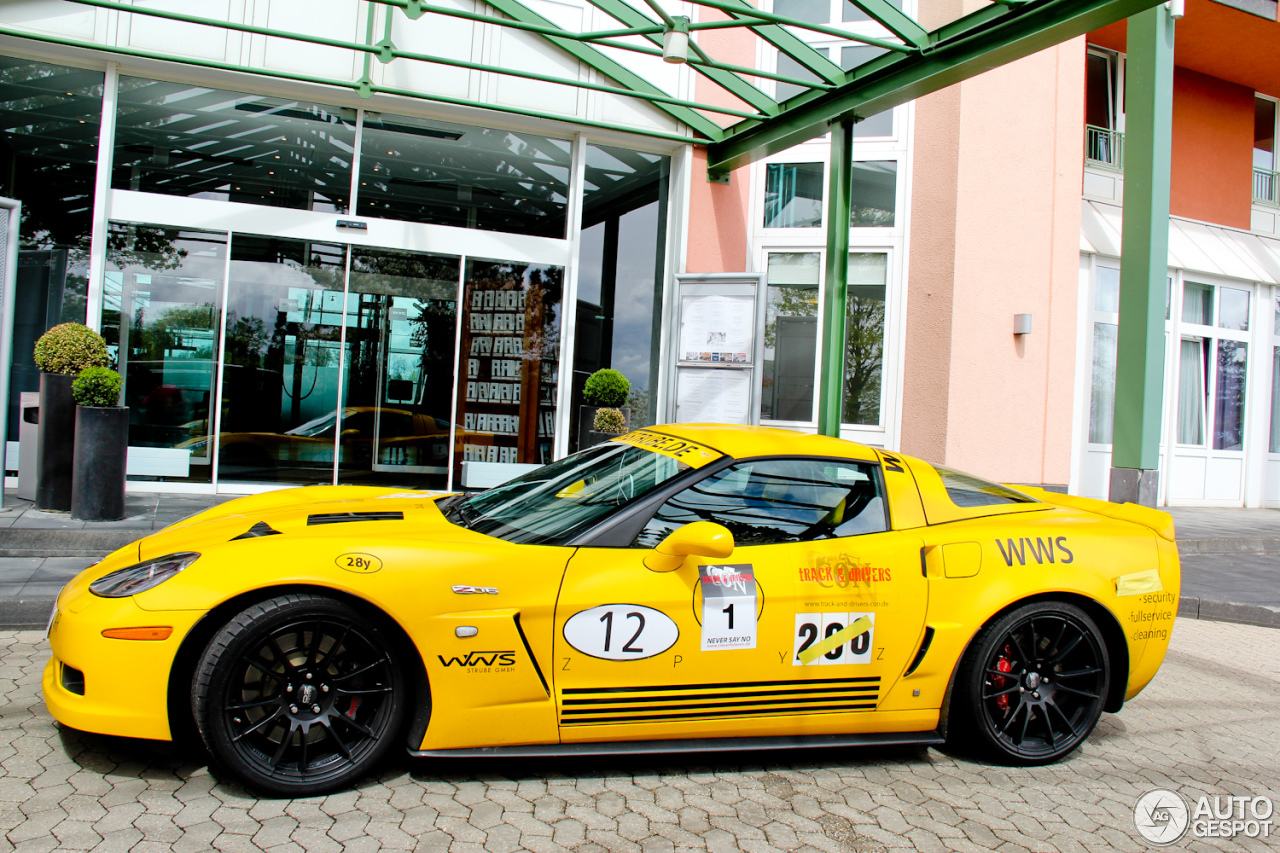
[
  {"x1": 904, "y1": 626, "x2": 936, "y2": 677},
  {"x1": 307, "y1": 511, "x2": 404, "y2": 525},
  {"x1": 231, "y1": 521, "x2": 282, "y2": 540}
]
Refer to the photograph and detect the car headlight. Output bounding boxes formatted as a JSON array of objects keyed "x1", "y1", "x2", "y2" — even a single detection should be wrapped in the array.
[{"x1": 89, "y1": 552, "x2": 200, "y2": 598}]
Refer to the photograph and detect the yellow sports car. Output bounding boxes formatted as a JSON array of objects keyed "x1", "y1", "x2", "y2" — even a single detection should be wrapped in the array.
[{"x1": 44, "y1": 425, "x2": 1180, "y2": 796}]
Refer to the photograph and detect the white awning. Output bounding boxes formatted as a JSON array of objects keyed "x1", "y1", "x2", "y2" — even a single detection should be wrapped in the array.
[{"x1": 1081, "y1": 200, "x2": 1280, "y2": 285}]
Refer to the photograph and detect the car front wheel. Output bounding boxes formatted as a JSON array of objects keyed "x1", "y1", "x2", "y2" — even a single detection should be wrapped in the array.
[
  {"x1": 193, "y1": 593, "x2": 406, "y2": 796},
  {"x1": 953, "y1": 601, "x2": 1110, "y2": 765}
]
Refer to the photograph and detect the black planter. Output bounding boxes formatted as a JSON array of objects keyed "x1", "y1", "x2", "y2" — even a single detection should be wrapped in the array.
[
  {"x1": 71, "y1": 406, "x2": 129, "y2": 522},
  {"x1": 577, "y1": 405, "x2": 631, "y2": 450},
  {"x1": 35, "y1": 373, "x2": 75, "y2": 512}
]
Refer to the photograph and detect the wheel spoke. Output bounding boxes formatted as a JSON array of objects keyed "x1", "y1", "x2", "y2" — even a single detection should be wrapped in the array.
[
  {"x1": 985, "y1": 667, "x2": 1020, "y2": 681},
  {"x1": 320, "y1": 717, "x2": 355, "y2": 761},
  {"x1": 316, "y1": 625, "x2": 350, "y2": 672},
  {"x1": 306, "y1": 621, "x2": 325, "y2": 668},
  {"x1": 298, "y1": 729, "x2": 310, "y2": 774},
  {"x1": 227, "y1": 696, "x2": 278, "y2": 712},
  {"x1": 1007, "y1": 631, "x2": 1032, "y2": 671},
  {"x1": 1053, "y1": 682, "x2": 1100, "y2": 700},
  {"x1": 333, "y1": 712, "x2": 376, "y2": 740},
  {"x1": 1028, "y1": 619, "x2": 1041, "y2": 667},
  {"x1": 231, "y1": 707, "x2": 283, "y2": 743},
  {"x1": 1040, "y1": 704, "x2": 1058, "y2": 749},
  {"x1": 336, "y1": 685, "x2": 392, "y2": 696},
  {"x1": 1047, "y1": 698, "x2": 1079, "y2": 737},
  {"x1": 267, "y1": 635, "x2": 297, "y2": 673},
  {"x1": 998, "y1": 697, "x2": 1025, "y2": 735},
  {"x1": 1047, "y1": 631, "x2": 1084, "y2": 665},
  {"x1": 983, "y1": 682, "x2": 1021, "y2": 700},
  {"x1": 1015, "y1": 705, "x2": 1032, "y2": 745},
  {"x1": 332, "y1": 657, "x2": 389, "y2": 683},
  {"x1": 1048, "y1": 619, "x2": 1068, "y2": 661},
  {"x1": 269, "y1": 721, "x2": 296, "y2": 769},
  {"x1": 1055, "y1": 666, "x2": 1102, "y2": 680},
  {"x1": 240, "y1": 656, "x2": 283, "y2": 682}
]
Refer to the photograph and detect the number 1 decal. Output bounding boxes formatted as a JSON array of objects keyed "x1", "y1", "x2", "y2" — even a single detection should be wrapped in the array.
[{"x1": 699, "y1": 564, "x2": 757, "y2": 651}]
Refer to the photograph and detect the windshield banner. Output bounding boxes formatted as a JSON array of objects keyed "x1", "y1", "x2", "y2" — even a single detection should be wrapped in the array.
[{"x1": 610, "y1": 430, "x2": 722, "y2": 468}]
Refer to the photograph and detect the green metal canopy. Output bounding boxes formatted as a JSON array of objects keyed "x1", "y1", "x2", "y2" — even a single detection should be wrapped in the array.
[{"x1": 8, "y1": 0, "x2": 1163, "y2": 174}]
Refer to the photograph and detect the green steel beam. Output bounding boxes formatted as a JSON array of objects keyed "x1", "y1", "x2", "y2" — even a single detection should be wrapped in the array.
[
  {"x1": 1112, "y1": 5, "x2": 1175, "y2": 476},
  {"x1": 585, "y1": 0, "x2": 779, "y2": 117},
  {"x1": 690, "y1": 0, "x2": 916, "y2": 53},
  {"x1": 708, "y1": 0, "x2": 1165, "y2": 173},
  {"x1": 707, "y1": 0, "x2": 847, "y2": 85},
  {"x1": 836, "y1": 0, "x2": 928, "y2": 48},
  {"x1": 581, "y1": 37, "x2": 834, "y2": 89},
  {"x1": 469, "y1": 0, "x2": 725, "y2": 139},
  {"x1": 817, "y1": 119, "x2": 853, "y2": 438},
  {"x1": 0, "y1": 24, "x2": 701, "y2": 145},
  {"x1": 66, "y1": 0, "x2": 762, "y2": 120}
]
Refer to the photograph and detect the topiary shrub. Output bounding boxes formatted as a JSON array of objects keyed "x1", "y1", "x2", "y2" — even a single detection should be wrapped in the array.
[
  {"x1": 33, "y1": 323, "x2": 110, "y2": 376},
  {"x1": 583, "y1": 368, "x2": 629, "y2": 407},
  {"x1": 592, "y1": 407, "x2": 627, "y2": 435},
  {"x1": 72, "y1": 367, "x2": 123, "y2": 408}
]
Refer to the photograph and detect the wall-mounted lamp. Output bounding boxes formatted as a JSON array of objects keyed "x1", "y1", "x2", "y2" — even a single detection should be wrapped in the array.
[
  {"x1": 1165, "y1": 0, "x2": 1185, "y2": 19},
  {"x1": 663, "y1": 17, "x2": 690, "y2": 64},
  {"x1": 1013, "y1": 314, "x2": 1033, "y2": 336}
]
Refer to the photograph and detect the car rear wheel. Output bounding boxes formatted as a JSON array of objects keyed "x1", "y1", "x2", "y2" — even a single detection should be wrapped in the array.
[
  {"x1": 193, "y1": 593, "x2": 406, "y2": 796},
  {"x1": 952, "y1": 601, "x2": 1109, "y2": 765}
]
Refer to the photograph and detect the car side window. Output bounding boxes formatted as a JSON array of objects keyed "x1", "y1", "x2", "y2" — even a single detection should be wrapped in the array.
[{"x1": 632, "y1": 458, "x2": 888, "y2": 548}]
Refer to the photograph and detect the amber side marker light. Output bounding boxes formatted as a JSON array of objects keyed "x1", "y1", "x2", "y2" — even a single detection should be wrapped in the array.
[{"x1": 101, "y1": 627, "x2": 174, "y2": 641}]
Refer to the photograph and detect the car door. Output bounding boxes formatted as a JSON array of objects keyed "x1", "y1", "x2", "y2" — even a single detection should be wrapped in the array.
[{"x1": 554, "y1": 456, "x2": 930, "y2": 745}]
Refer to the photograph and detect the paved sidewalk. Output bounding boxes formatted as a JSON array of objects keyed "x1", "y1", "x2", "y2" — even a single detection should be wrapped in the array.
[
  {"x1": 1, "y1": 492, "x2": 1278, "y2": 628},
  {"x1": 3, "y1": 618, "x2": 1277, "y2": 852}
]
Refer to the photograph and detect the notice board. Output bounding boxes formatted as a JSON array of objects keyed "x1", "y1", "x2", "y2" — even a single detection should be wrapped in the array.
[{"x1": 670, "y1": 274, "x2": 765, "y2": 426}]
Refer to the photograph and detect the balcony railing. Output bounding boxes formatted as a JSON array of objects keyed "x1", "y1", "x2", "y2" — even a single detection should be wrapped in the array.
[
  {"x1": 1085, "y1": 125, "x2": 1124, "y2": 171},
  {"x1": 1255, "y1": 168, "x2": 1280, "y2": 208}
]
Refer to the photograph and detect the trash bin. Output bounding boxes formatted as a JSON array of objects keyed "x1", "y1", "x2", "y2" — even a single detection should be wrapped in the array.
[{"x1": 17, "y1": 391, "x2": 37, "y2": 501}]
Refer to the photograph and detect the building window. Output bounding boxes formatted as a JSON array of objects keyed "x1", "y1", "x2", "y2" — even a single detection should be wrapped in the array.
[
  {"x1": 843, "y1": 252, "x2": 887, "y2": 426},
  {"x1": 1256, "y1": 96, "x2": 1278, "y2": 206},
  {"x1": 764, "y1": 163, "x2": 824, "y2": 228},
  {"x1": 0, "y1": 57, "x2": 104, "y2": 443},
  {"x1": 1176, "y1": 280, "x2": 1251, "y2": 452},
  {"x1": 358, "y1": 114, "x2": 571, "y2": 238},
  {"x1": 113, "y1": 79, "x2": 354, "y2": 212},
  {"x1": 1085, "y1": 50, "x2": 1123, "y2": 169},
  {"x1": 762, "y1": 252, "x2": 820, "y2": 421},
  {"x1": 851, "y1": 161, "x2": 897, "y2": 226}
]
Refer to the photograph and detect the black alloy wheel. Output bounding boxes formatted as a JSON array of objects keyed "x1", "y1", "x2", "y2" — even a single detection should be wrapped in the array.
[
  {"x1": 194, "y1": 593, "x2": 406, "y2": 796},
  {"x1": 954, "y1": 601, "x2": 1109, "y2": 765}
]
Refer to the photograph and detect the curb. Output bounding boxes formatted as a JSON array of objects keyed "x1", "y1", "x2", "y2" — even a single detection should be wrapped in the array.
[
  {"x1": 0, "y1": 529, "x2": 140, "y2": 559},
  {"x1": 1178, "y1": 538, "x2": 1280, "y2": 555},
  {"x1": 1178, "y1": 596, "x2": 1280, "y2": 629}
]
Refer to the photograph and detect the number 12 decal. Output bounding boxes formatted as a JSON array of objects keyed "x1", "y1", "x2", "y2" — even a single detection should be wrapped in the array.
[
  {"x1": 793, "y1": 612, "x2": 875, "y2": 666},
  {"x1": 563, "y1": 605, "x2": 677, "y2": 661}
]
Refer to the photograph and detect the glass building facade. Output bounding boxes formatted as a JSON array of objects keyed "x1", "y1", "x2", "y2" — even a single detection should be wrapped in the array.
[{"x1": 2, "y1": 57, "x2": 670, "y2": 493}]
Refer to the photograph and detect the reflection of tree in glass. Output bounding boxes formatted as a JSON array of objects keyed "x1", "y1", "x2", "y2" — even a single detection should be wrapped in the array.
[
  {"x1": 1214, "y1": 342, "x2": 1248, "y2": 450},
  {"x1": 225, "y1": 315, "x2": 267, "y2": 368},
  {"x1": 107, "y1": 224, "x2": 188, "y2": 271},
  {"x1": 131, "y1": 301, "x2": 217, "y2": 360},
  {"x1": 764, "y1": 286, "x2": 817, "y2": 350},
  {"x1": 842, "y1": 292, "x2": 884, "y2": 426}
]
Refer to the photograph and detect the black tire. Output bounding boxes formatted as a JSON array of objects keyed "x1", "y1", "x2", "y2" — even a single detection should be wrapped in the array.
[
  {"x1": 193, "y1": 593, "x2": 406, "y2": 796},
  {"x1": 950, "y1": 601, "x2": 1109, "y2": 765}
]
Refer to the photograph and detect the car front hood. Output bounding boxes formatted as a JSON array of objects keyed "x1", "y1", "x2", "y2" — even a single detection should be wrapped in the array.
[{"x1": 136, "y1": 485, "x2": 468, "y2": 562}]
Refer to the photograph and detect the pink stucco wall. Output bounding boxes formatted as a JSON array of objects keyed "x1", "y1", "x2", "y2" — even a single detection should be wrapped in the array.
[{"x1": 905, "y1": 37, "x2": 1085, "y2": 487}]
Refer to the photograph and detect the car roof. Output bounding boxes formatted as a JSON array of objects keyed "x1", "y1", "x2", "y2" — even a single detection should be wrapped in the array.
[{"x1": 641, "y1": 423, "x2": 881, "y2": 463}]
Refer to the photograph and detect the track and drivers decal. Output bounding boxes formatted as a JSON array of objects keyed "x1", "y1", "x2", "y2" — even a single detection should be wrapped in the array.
[
  {"x1": 563, "y1": 604, "x2": 678, "y2": 661},
  {"x1": 698, "y1": 564, "x2": 757, "y2": 651},
  {"x1": 794, "y1": 612, "x2": 875, "y2": 665}
]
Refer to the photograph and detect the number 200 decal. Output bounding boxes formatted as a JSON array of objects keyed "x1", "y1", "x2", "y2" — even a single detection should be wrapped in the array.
[{"x1": 563, "y1": 604, "x2": 678, "y2": 661}]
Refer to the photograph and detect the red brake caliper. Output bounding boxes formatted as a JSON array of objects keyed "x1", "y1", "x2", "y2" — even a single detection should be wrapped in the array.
[
  {"x1": 993, "y1": 645, "x2": 1014, "y2": 712},
  {"x1": 346, "y1": 698, "x2": 360, "y2": 719}
]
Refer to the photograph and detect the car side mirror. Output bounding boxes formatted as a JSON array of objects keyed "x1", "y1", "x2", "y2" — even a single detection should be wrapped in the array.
[{"x1": 643, "y1": 521, "x2": 734, "y2": 573}]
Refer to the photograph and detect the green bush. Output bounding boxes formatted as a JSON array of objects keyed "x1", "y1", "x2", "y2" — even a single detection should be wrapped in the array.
[
  {"x1": 73, "y1": 367, "x2": 123, "y2": 408},
  {"x1": 33, "y1": 323, "x2": 110, "y2": 376},
  {"x1": 583, "y1": 369, "x2": 629, "y2": 406},
  {"x1": 592, "y1": 407, "x2": 627, "y2": 435}
]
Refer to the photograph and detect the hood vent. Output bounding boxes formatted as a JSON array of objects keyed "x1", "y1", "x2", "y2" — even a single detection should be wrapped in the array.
[
  {"x1": 232, "y1": 521, "x2": 282, "y2": 540},
  {"x1": 307, "y1": 511, "x2": 404, "y2": 526}
]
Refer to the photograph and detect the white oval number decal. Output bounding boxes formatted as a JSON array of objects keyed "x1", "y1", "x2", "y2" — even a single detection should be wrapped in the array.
[{"x1": 563, "y1": 604, "x2": 678, "y2": 661}]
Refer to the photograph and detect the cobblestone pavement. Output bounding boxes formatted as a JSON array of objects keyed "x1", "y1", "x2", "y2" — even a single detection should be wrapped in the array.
[{"x1": 1, "y1": 619, "x2": 1276, "y2": 853}]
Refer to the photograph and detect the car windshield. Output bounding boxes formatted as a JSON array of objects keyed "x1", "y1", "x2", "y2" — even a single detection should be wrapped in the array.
[{"x1": 443, "y1": 443, "x2": 694, "y2": 544}]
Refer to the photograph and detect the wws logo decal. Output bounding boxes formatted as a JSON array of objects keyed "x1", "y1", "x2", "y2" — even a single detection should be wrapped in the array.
[
  {"x1": 996, "y1": 536, "x2": 1074, "y2": 567},
  {"x1": 438, "y1": 651, "x2": 517, "y2": 669}
]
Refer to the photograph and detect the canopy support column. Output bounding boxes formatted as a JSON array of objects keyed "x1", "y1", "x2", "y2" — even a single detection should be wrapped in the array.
[
  {"x1": 818, "y1": 118, "x2": 853, "y2": 437},
  {"x1": 1110, "y1": 5, "x2": 1175, "y2": 506}
]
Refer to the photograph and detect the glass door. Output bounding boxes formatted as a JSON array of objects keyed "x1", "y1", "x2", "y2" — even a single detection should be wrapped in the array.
[
  {"x1": 338, "y1": 248, "x2": 462, "y2": 489},
  {"x1": 217, "y1": 236, "x2": 348, "y2": 485},
  {"x1": 102, "y1": 224, "x2": 228, "y2": 484}
]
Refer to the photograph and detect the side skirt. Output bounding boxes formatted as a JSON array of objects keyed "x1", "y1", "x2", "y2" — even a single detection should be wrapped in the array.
[{"x1": 409, "y1": 731, "x2": 943, "y2": 759}]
